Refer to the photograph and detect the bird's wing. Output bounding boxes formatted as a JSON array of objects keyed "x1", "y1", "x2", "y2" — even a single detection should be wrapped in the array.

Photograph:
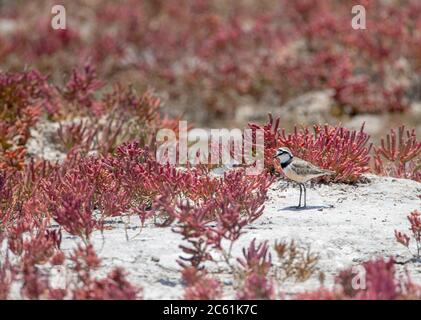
[{"x1": 291, "y1": 158, "x2": 329, "y2": 176}]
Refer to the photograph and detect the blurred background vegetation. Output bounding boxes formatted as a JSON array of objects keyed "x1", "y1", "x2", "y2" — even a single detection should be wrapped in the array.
[{"x1": 0, "y1": 0, "x2": 420, "y2": 138}]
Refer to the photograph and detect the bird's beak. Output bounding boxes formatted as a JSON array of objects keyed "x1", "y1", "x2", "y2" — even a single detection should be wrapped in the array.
[{"x1": 273, "y1": 153, "x2": 279, "y2": 159}]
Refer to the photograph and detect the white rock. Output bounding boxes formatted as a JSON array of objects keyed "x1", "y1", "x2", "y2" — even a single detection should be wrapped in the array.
[
  {"x1": 345, "y1": 114, "x2": 386, "y2": 136},
  {"x1": 280, "y1": 89, "x2": 335, "y2": 125},
  {"x1": 43, "y1": 175, "x2": 421, "y2": 298}
]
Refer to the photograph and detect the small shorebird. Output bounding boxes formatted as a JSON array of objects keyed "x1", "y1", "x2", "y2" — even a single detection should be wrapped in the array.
[{"x1": 273, "y1": 147, "x2": 334, "y2": 208}]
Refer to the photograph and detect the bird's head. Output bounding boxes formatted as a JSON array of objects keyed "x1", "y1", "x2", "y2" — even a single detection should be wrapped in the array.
[{"x1": 273, "y1": 147, "x2": 293, "y2": 164}]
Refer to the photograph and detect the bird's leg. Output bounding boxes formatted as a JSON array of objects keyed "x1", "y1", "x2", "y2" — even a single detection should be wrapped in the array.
[
  {"x1": 302, "y1": 183, "x2": 307, "y2": 208},
  {"x1": 297, "y1": 183, "x2": 302, "y2": 208}
]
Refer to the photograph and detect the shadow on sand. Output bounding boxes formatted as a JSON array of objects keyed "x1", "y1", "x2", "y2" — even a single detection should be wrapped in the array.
[{"x1": 279, "y1": 204, "x2": 334, "y2": 211}]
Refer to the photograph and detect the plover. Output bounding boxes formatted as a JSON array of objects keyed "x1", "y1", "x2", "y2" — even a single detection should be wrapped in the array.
[{"x1": 273, "y1": 147, "x2": 334, "y2": 208}]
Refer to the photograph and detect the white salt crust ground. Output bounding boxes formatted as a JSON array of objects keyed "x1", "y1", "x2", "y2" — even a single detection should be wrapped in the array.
[{"x1": 37, "y1": 174, "x2": 419, "y2": 299}]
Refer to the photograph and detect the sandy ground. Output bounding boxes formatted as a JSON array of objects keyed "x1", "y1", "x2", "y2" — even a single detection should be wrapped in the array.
[{"x1": 39, "y1": 173, "x2": 419, "y2": 299}]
